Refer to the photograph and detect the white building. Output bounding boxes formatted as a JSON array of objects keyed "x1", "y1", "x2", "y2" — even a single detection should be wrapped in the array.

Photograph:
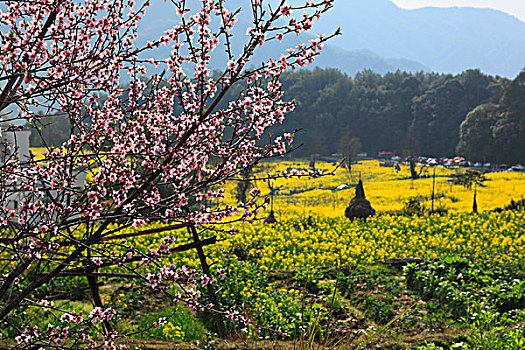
[
  {"x1": 1, "y1": 127, "x2": 86, "y2": 213},
  {"x1": 1, "y1": 128, "x2": 32, "y2": 165},
  {"x1": 1, "y1": 127, "x2": 32, "y2": 211}
]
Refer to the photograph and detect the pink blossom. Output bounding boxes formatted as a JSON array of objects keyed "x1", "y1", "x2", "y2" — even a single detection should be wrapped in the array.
[
  {"x1": 92, "y1": 257, "x2": 103, "y2": 266},
  {"x1": 0, "y1": 0, "x2": 336, "y2": 345}
]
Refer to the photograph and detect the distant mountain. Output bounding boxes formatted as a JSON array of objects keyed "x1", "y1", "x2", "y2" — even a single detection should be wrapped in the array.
[
  {"x1": 135, "y1": 0, "x2": 429, "y2": 76},
  {"x1": 311, "y1": 48, "x2": 429, "y2": 75},
  {"x1": 138, "y1": 0, "x2": 525, "y2": 77},
  {"x1": 313, "y1": 0, "x2": 525, "y2": 77}
]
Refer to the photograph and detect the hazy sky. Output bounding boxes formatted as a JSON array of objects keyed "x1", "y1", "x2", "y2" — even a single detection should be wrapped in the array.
[{"x1": 390, "y1": 0, "x2": 525, "y2": 22}]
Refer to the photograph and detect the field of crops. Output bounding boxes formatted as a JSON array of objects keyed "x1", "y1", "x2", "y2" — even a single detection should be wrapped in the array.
[
  {"x1": 132, "y1": 159, "x2": 525, "y2": 269},
  {"x1": 3, "y1": 159, "x2": 525, "y2": 349},
  {"x1": 239, "y1": 159, "x2": 525, "y2": 216},
  {"x1": 117, "y1": 160, "x2": 524, "y2": 349},
  {"x1": 221, "y1": 211, "x2": 525, "y2": 269}
]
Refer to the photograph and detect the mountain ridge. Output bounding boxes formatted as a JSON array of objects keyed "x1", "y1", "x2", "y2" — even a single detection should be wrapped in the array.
[
  {"x1": 136, "y1": 0, "x2": 525, "y2": 77},
  {"x1": 314, "y1": 0, "x2": 525, "y2": 77},
  {"x1": 134, "y1": 0, "x2": 429, "y2": 76}
]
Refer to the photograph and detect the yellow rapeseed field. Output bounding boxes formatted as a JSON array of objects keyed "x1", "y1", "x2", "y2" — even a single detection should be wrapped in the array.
[
  {"x1": 163, "y1": 160, "x2": 525, "y2": 270},
  {"x1": 125, "y1": 210, "x2": 523, "y2": 271},
  {"x1": 11, "y1": 159, "x2": 522, "y2": 272},
  {"x1": 229, "y1": 159, "x2": 525, "y2": 217},
  {"x1": 224, "y1": 211, "x2": 525, "y2": 269}
]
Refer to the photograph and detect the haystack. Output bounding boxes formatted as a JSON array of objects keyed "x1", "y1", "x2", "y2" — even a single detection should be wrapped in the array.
[
  {"x1": 264, "y1": 209, "x2": 278, "y2": 224},
  {"x1": 344, "y1": 180, "x2": 375, "y2": 221}
]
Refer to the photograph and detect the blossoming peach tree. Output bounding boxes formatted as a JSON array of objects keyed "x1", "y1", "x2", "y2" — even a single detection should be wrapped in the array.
[{"x1": 0, "y1": 0, "x2": 335, "y2": 347}]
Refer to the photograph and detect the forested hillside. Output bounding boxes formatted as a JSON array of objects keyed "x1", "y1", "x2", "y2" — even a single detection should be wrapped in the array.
[
  {"x1": 457, "y1": 70, "x2": 525, "y2": 164},
  {"x1": 268, "y1": 68, "x2": 523, "y2": 164}
]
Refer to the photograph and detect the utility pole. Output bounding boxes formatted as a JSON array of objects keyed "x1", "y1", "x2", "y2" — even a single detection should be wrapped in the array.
[{"x1": 431, "y1": 167, "x2": 436, "y2": 213}]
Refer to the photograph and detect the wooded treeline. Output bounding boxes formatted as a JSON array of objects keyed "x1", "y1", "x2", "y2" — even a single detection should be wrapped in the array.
[
  {"x1": 273, "y1": 68, "x2": 523, "y2": 164},
  {"x1": 28, "y1": 68, "x2": 525, "y2": 164}
]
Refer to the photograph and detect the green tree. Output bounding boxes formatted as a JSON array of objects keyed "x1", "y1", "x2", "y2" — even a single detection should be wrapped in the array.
[
  {"x1": 339, "y1": 135, "x2": 362, "y2": 172},
  {"x1": 410, "y1": 70, "x2": 505, "y2": 156},
  {"x1": 457, "y1": 103, "x2": 500, "y2": 162},
  {"x1": 457, "y1": 70, "x2": 525, "y2": 164}
]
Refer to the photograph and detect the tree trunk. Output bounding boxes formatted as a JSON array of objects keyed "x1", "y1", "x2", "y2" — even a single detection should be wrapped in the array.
[{"x1": 189, "y1": 225, "x2": 228, "y2": 338}]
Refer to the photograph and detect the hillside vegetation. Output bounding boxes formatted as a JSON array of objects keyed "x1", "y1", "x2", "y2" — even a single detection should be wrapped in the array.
[{"x1": 272, "y1": 68, "x2": 523, "y2": 164}]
